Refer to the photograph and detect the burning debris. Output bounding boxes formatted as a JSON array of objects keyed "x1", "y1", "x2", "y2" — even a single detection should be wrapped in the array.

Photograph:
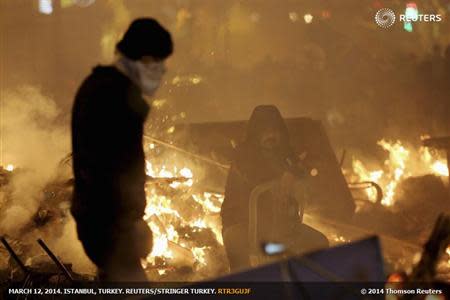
[
  {"x1": 348, "y1": 138, "x2": 448, "y2": 207},
  {"x1": 345, "y1": 138, "x2": 449, "y2": 243},
  {"x1": 142, "y1": 159, "x2": 228, "y2": 281},
  {"x1": 0, "y1": 149, "x2": 229, "y2": 283},
  {"x1": 138, "y1": 128, "x2": 450, "y2": 282},
  {"x1": 1, "y1": 119, "x2": 449, "y2": 286}
]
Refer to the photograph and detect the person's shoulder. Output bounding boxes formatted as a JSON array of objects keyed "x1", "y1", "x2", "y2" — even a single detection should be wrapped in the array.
[
  {"x1": 231, "y1": 142, "x2": 260, "y2": 170},
  {"x1": 85, "y1": 65, "x2": 128, "y2": 85},
  {"x1": 76, "y1": 65, "x2": 131, "y2": 98},
  {"x1": 233, "y1": 142, "x2": 251, "y2": 160}
]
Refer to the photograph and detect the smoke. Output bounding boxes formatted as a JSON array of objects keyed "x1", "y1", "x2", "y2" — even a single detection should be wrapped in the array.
[
  {"x1": 50, "y1": 216, "x2": 96, "y2": 274},
  {"x1": 0, "y1": 86, "x2": 97, "y2": 274},
  {"x1": 100, "y1": 0, "x2": 131, "y2": 63},
  {"x1": 0, "y1": 85, "x2": 70, "y2": 235}
]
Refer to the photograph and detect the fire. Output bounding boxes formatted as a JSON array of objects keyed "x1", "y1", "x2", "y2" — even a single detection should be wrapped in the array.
[
  {"x1": 141, "y1": 138, "x2": 447, "y2": 277},
  {"x1": 192, "y1": 247, "x2": 207, "y2": 266},
  {"x1": 378, "y1": 140, "x2": 409, "y2": 206},
  {"x1": 143, "y1": 156, "x2": 225, "y2": 277},
  {"x1": 446, "y1": 246, "x2": 450, "y2": 265},
  {"x1": 431, "y1": 161, "x2": 448, "y2": 177},
  {"x1": 351, "y1": 139, "x2": 448, "y2": 207}
]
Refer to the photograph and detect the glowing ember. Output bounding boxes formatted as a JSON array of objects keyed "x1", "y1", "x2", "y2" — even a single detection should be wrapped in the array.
[
  {"x1": 331, "y1": 234, "x2": 349, "y2": 243},
  {"x1": 157, "y1": 269, "x2": 167, "y2": 276},
  {"x1": 288, "y1": 12, "x2": 299, "y2": 22},
  {"x1": 166, "y1": 126, "x2": 175, "y2": 134},
  {"x1": 350, "y1": 138, "x2": 448, "y2": 207},
  {"x1": 171, "y1": 75, "x2": 203, "y2": 86},
  {"x1": 152, "y1": 99, "x2": 167, "y2": 109},
  {"x1": 304, "y1": 14, "x2": 313, "y2": 24},
  {"x1": 192, "y1": 247, "x2": 207, "y2": 266}
]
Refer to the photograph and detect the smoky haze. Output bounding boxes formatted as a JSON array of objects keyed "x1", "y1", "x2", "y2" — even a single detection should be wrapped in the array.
[
  {"x1": 0, "y1": 0, "x2": 449, "y2": 278},
  {"x1": 1, "y1": 0, "x2": 449, "y2": 158},
  {"x1": 0, "y1": 86, "x2": 94, "y2": 273},
  {"x1": 0, "y1": 86, "x2": 69, "y2": 234}
]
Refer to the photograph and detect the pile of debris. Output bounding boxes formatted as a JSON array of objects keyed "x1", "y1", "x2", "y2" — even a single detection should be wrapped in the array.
[
  {"x1": 1, "y1": 236, "x2": 94, "y2": 298},
  {"x1": 1, "y1": 125, "x2": 449, "y2": 287}
]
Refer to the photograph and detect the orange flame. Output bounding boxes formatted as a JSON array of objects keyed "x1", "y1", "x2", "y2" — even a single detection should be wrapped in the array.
[
  {"x1": 351, "y1": 138, "x2": 448, "y2": 207},
  {"x1": 143, "y1": 156, "x2": 224, "y2": 275}
]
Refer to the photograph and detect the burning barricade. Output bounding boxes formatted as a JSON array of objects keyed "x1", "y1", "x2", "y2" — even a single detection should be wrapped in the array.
[
  {"x1": 0, "y1": 146, "x2": 229, "y2": 284},
  {"x1": 0, "y1": 117, "x2": 449, "y2": 287},
  {"x1": 347, "y1": 138, "x2": 449, "y2": 243}
]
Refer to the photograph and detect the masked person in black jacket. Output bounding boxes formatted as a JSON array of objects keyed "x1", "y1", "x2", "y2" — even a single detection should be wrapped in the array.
[
  {"x1": 71, "y1": 18, "x2": 172, "y2": 281},
  {"x1": 221, "y1": 105, "x2": 328, "y2": 272}
]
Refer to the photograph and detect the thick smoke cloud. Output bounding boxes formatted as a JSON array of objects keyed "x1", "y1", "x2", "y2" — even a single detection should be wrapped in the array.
[
  {"x1": 0, "y1": 86, "x2": 69, "y2": 234},
  {"x1": 0, "y1": 86, "x2": 94, "y2": 273}
]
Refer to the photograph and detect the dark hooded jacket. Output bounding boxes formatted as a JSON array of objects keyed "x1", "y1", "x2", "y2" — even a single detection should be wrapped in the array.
[
  {"x1": 71, "y1": 66, "x2": 149, "y2": 224},
  {"x1": 221, "y1": 105, "x2": 306, "y2": 230}
]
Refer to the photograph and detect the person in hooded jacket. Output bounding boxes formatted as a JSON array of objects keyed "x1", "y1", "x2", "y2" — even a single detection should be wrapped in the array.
[
  {"x1": 221, "y1": 105, "x2": 329, "y2": 272},
  {"x1": 71, "y1": 18, "x2": 172, "y2": 281}
]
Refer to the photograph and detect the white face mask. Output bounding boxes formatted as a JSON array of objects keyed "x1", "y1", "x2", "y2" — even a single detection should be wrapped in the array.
[{"x1": 135, "y1": 60, "x2": 165, "y2": 97}]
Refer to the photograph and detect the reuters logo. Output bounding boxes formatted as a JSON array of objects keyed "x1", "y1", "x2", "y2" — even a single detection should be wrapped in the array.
[{"x1": 375, "y1": 8, "x2": 396, "y2": 28}]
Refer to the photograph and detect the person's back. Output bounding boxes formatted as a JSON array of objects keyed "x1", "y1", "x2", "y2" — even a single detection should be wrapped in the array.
[{"x1": 72, "y1": 65, "x2": 147, "y2": 220}]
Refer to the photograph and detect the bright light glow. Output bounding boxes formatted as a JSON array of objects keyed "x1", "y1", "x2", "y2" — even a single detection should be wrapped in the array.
[
  {"x1": 404, "y1": 22, "x2": 413, "y2": 32},
  {"x1": 191, "y1": 75, "x2": 202, "y2": 85},
  {"x1": 152, "y1": 99, "x2": 167, "y2": 109},
  {"x1": 403, "y1": 2, "x2": 418, "y2": 32},
  {"x1": 166, "y1": 126, "x2": 175, "y2": 134},
  {"x1": 192, "y1": 247, "x2": 207, "y2": 265},
  {"x1": 431, "y1": 161, "x2": 448, "y2": 176},
  {"x1": 446, "y1": 245, "x2": 450, "y2": 265},
  {"x1": 304, "y1": 14, "x2": 313, "y2": 24},
  {"x1": 405, "y1": 3, "x2": 419, "y2": 21},
  {"x1": 157, "y1": 269, "x2": 166, "y2": 276},
  {"x1": 39, "y1": 0, "x2": 53, "y2": 15},
  {"x1": 5, "y1": 164, "x2": 14, "y2": 172},
  {"x1": 264, "y1": 243, "x2": 286, "y2": 255},
  {"x1": 172, "y1": 75, "x2": 203, "y2": 86},
  {"x1": 289, "y1": 12, "x2": 299, "y2": 22}
]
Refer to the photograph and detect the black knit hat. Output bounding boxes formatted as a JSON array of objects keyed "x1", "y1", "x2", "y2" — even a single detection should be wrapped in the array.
[{"x1": 116, "y1": 18, "x2": 173, "y2": 61}]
